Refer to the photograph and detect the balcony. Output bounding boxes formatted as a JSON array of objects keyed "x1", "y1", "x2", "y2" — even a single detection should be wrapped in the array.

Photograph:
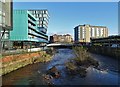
[
  {"x1": 38, "y1": 27, "x2": 47, "y2": 34},
  {"x1": 28, "y1": 33, "x2": 48, "y2": 41},
  {"x1": 28, "y1": 23, "x2": 36, "y2": 30},
  {"x1": 28, "y1": 18, "x2": 36, "y2": 26}
]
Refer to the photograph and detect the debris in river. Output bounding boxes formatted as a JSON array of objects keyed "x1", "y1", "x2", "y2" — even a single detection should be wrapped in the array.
[
  {"x1": 38, "y1": 70, "x2": 41, "y2": 74},
  {"x1": 42, "y1": 74, "x2": 54, "y2": 86},
  {"x1": 43, "y1": 74, "x2": 53, "y2": 80},
  {"x1": 46, "y1": 66, "x2": 61, "y2": 78}
]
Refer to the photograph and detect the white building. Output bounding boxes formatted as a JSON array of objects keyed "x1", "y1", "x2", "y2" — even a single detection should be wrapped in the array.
[{"x1": 74, "y1": 24, "x2": 108, "y2": 43}]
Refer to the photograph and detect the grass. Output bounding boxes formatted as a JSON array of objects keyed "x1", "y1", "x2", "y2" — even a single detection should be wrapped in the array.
[
  {"x1": 2, "y1": 50, "x2": 43, "y2": 57},
  {"x1": 65, "y1": 62, "x2": 77, "y2": 71}
]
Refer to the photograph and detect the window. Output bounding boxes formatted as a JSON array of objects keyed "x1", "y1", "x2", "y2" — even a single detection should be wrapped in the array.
[
  {"x1": 82, "y1": 27, "x2": 85, "y2": 39},
  {"x1": 0, "y1": 15, "x2": 2, "y2": 24},
  {"x1": 44, "y1": 17, "x2": 48, "y2": 22},
  {"x1": 39, "y1": 14, "x2": 42, "y2": 17},
  {"x1": 96, "y1": 28, "x2": 99, "y2": 37},
  {"x1": 46, "y1": 11, "x2": 48, "y2": 15},
  {"x1": 43, "y1": 14, "x2": 47, "y2": 17},
  {"x1": 3, "y1": 0, "x2": 5, "y2": 3},
  {"x1": 101, "y1": 28, "x2": 103, "y2": 37},
  {"x1": 0, "y1": 0, "x2": 5, "y2": 3},
  {"x1": 36, "y1": 11, "x2": 38, "y2": 14},
  {"x1": 92, "y1": 28, "x2": 95, "y2": 37},
  {"x1": 37, "y1": 21, "x2": 39, "y2": 24},
  {"x1": 3, "y1": 33, "x2": 9, "y2": 39},
  {"x1": 3, "y1": 12, "x2": 5, "y2": 16},
  {"x1": 0, "y1": 2, "x2": 2, "y2": 10},
  {"x1": 0, "y1": 16, "x2": 5, "y2": 25},
  {"x1": 0, "y1": 10, "x2": 2, "y2": 15},
  {"x1": 43, "y1": 21, "x2": 47, "y2": 25}
]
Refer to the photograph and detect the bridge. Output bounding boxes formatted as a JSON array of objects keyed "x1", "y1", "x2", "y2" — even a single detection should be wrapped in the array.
[{"x1": 46, "y1": 43, "x2": 75, "y2": 48}]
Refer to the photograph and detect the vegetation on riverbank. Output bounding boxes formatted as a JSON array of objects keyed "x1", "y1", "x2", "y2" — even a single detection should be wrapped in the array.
[
  {"x1": 65, "y1": 46, "x2": 99, "y2": 77},
  {"x1": 0, "y1": 50, "x2": 53, "y2": 76}
]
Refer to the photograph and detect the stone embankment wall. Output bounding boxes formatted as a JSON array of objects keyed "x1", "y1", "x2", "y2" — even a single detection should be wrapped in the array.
[
  {"x1": 87, "y1": 46, "x2": 120, "y2": 60},
  {"x1": 0, "y1": 51, "x2": 52, "y2": 76}
]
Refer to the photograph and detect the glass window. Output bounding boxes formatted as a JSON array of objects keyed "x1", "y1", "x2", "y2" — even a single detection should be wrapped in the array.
[
  {"x1": 3, "y1": 12, "x2": 5, "y2": 16},
  {"x1": 43, "y1": 14, "x2": 47, "y2": 17},
  {"x1": 3, "y1": 16, "x2": 5, "y2": 23},
  {"x1": 0, "y1": 11, "x2": 1, "y2": 15},
  {"x1": 0, "y1": 0, "x2": 3, "y2": 2},
  {"x1": 96, "y1": 28, "x2": 99, "y2": 37},
  {"x1": 0, "y1": 2, "x2": 2, "y2": 10},
  {"x1": 91, "y1": 28, "x2": 95, "y2": 37},
  {"x1": 4, "y1": 0, "x2": 5, "y2": 3},
  {"x1": 3, "y1": 33, "x2": 9, "y2": 39},
  {"x1": 43, "y1": 21, "x2": 47, "y2": 24},
  {"x1": 101, "y1": 28, "x2": 103, "y2": 37},
  {"x1": 0, "y1": 15, "x2": 2, "y2": 24},
  {"x1": 82, "y1": 28, "x2": 84, "y2": 39},
  {"x1": 46, "y1": 11, "x2": 48, "y2": 15},
  {"x1": 39, "y1": 14, "x2": 42, "y2": 17}
]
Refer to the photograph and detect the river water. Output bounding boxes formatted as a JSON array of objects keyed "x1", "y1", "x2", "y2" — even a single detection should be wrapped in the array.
[{"x1": 2, "y1": 49, "x2": 120, "y2": 86}]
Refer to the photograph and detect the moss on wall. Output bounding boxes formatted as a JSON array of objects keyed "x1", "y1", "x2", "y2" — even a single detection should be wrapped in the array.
[{"x1": 0, "y1": 51, "x2": 52, "y2": 76}]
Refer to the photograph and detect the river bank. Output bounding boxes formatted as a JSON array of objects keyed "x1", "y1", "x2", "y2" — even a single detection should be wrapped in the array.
[
  {"x1": 2, "y1": 49, "x2": 119, "y2": 86},
  {"x1": 0, "y1": 50, "x2": 52, "y2": 76},
  {"x1": 87, "y1": 46, "x2": 120, "y2": 60}
]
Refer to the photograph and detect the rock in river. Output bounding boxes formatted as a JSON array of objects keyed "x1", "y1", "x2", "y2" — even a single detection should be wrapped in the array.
[{"x1": 46, "y1": 66, "x2": 61, "y2": 78}]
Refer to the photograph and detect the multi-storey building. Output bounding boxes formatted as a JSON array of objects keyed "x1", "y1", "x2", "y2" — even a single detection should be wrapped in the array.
[
  {"x1": 0, "y1": 0, "x2": 13, "y2": 50},
  {"x1": 50, "y1": 34, "x2": 73, "y2": 43},
  {"x1": 118, "y1": 1, "x2": 120, "y2": 36},
  {"x1": 29, "y1": 10, "x2": 50, "y2": 39},
  {"x1": 63, "y1": 34, "x2": 73, "y2": 42},
  {"x1": 91, "y1": 35, "x2": 120, "y2": 47},
  {"x1": 74, "y1": 24, "x2": 108, "y2": 43},
  {"x1": 50, "y1": 34, "x2": 59, "y2": 43},
  {"x1": 10, "y1": 10, "x2": 48, "y2": 49}
]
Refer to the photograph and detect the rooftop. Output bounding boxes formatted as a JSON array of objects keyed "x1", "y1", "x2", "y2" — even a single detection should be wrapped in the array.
[{"x1": 74, "y1": 24, "x2": 107, "y2": 29}]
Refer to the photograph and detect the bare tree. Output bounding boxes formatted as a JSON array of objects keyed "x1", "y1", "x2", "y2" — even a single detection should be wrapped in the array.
[{"x1": 72, "y1": 46, "x2": 90, "y2": 62}]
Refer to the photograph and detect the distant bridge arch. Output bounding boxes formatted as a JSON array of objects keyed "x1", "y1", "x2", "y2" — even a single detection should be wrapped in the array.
[{"x1": 46, "y1": 43, "x2": 74, "y2": 48}]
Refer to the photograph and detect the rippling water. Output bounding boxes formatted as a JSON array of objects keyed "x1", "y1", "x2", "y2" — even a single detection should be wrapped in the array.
[{"x1": 2, "y1": 48, "x2": 120, "y2": 85}]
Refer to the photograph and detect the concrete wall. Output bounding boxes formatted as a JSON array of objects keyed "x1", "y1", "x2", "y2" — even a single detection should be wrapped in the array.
[
  {"x1": 87, "y1": 46, "x2": 120, "y2": 60},
  {"x1": 1, "y1": 51, "x2": 52, "y2": 76}
]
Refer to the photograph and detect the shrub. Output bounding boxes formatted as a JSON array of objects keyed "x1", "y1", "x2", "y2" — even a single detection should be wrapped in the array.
[
  {"x1": 65, "y1": 62, "x2": 77, "y2": 71},
  {"x1": 72, "y1": 46, "x2": 90, "y2": 62}
]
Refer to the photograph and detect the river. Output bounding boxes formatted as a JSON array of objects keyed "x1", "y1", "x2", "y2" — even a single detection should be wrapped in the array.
[{"x1": 2, "y1": 48, "x2": 120, "y2": 86}]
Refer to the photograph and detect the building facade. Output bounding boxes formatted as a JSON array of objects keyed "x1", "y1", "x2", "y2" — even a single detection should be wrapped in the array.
[
  {"x1": 0, "y1": 0, "x2": 13, "y2": 49},
  {"x1": 118, "y1": 1, "x2": 120, "y2": 36},
  {"x1": 10, "y1": 10, "x2": 48, "y2": 49},
  {"x1": 29, "y1": 10, "x2": 50, "y2": 37},
  {"x1": 50, "y1": 34, "x2": 73, "y2": 43},
  {"x1": 74, "y1": 24, "x2": 108, "y2": 43}
]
